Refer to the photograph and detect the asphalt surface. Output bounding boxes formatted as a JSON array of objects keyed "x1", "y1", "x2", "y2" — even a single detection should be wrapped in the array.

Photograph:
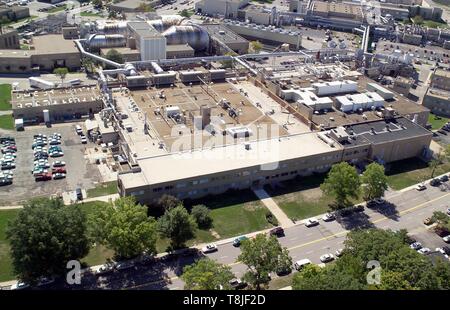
[{"x1": 29, "y1": 179, "x2": 450, "y2": 290}]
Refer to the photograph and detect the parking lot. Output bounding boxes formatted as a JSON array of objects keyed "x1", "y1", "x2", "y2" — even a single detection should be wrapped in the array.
[{"x1": 0, "y1": 122, "x2": 102, "y2": 205}]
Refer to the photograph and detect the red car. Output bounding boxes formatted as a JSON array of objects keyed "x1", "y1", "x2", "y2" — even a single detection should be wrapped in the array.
[
  {"x1": 52, "y1": 168, "x2": 67, "y2": 174},
  {"x1": 35, "y1": 173, "x2": 52, "y2": 181}
]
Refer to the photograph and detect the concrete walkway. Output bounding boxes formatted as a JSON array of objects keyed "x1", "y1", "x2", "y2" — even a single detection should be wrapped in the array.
[{"x1": 253, "y1": 188, "x2": 294, "y2": 228}]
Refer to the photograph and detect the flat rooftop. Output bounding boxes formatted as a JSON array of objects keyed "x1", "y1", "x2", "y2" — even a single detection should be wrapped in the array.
[
  {"x1": 201, "y1": 24, "x2": 248, "y2": 44},
  {"x1": 119, "y1": 131, "x2": 341, "y2": 189},
  {"x1": 125, "y1": 81, "x2": 288, "y2": 152},
  {"x1": 128, "y1": 21, "x2": 161, "y2": 38},
  {"x1": 12, "y1": 86, "x2": 101, "y2": 109},
  {"x1": 335, "y1": 117, "x2": 432, "y2": 147},
  {"x1": 0, "y1": 35, "x2": 78, "y2": 57},
  {"x1": 310, "y1": 76, "x2": 429, "y2": 128}
]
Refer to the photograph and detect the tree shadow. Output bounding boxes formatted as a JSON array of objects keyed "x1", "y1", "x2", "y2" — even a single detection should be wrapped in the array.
[
  {"x1": 367, "y1": 201, "x2": 400, "y2": 221},
  {"x1": 336, "y1": 211, "x2": 375, "y2": 230}
]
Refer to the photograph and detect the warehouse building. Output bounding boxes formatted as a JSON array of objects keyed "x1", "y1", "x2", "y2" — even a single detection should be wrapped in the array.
[
  {"x1": 0, "y1": 5, "x2": 29, "y2": 22},
  {"x1": 202, "y1": 23, "x2": 249, "y2": 55},
  {"x1": 0, "y1": 34, "x2": 81, "y2": 73},
  {"x1": 423, "y1": 69, "x2": 450, "y2": 117},
  {"x1": 195, "y1": 0, "x2": 249, "y2": 18},
  {"x1": 11, "y1": 86, "x2": 102, "y2": 125}
]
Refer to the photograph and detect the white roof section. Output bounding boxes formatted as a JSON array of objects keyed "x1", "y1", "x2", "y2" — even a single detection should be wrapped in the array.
[{"x1": 119, "y1": 132, "x2": 342, "y2": 189}]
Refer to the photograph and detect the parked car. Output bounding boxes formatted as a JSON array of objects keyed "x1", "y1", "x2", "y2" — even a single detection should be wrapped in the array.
[
  {"x1": 229, "y1": 278, "x2": 247, "y2": 290},
  {"x1": 443, "y1": 235, "x2": 450, "y2": 243},
  {"x1": 35, "y1": 173, "x2": 52, "y2": 181},
  {"x1": 354, "y1": 205, "x2": 365, "y2": 212},
  {"x1": 76, "y1": 188, "x2": 83, "y2": 200},
  {"x1": 202, "y1": 243, "x2": 218, "y2": 254},
  {"x1": 294, "y1": 259, "x2": 311, "y2": 271},
  {"x1": 335, "y1": 248, "x2": 344, "y2": 257},
  {"x1": 436, "y1": 247, "x2": 450, "y2": 257},
  {"x1": 80, "y1": 135, "x2": 87, "y2": 144},
  {"x1": 0, "y1": 177, "x2": 12, "y2": 186},
  {"x1": 95, "y1": 263, "x2": 115, "y2": 275},
  {"x1": 305, "y1": 218, "x2": 319, "y2": 227},
  {"x1": 52, "y1": 167, "x2": 66, "y2": 174},
  {"x1": 367, "y1": 198, "x2": 385, "y2": 208},
  {"x1": 116, "y1": 261, "x2": 135, "y2": 271},
  {"x1": 269, "y1": 226, "x2": 284, "y2": 237},
  {"x1": 410, "y1": 242, "x2": 422, "y2": 250},
  {"x1": 52, "y1": 161, "x2": 66, "y2": 167},
  {"x1": 233, "y1": 236, "x2": 248, "y2": 247},
  {"x1": 322, "y1": 212, "x2": 335, "y2": 222},
  {"x1": 53, "y1": 173, "x2": 66, "y2": 180},
  {"x1": 430, "y1": 178, "x2": 441, "y2": 187},
  {"x1": 440, "y1": 175, "x2": 449, "y2": 182},
  {"x1": 446, "y1": 207, "x2": 450, "y2": 216},
  {"x1": 415, "y1": 184, "x2": 427, "y2": 191},
  {"x1": 10, "y1": 281, "x2": 30, "y2": 290},
  {"x1": 49, "y1": 151, "x2": 64, "y2": 157},
  {"x1": 418, "y1": 247, "x2": 431, "y2": 255},
  {"x1": 320, "y1": 253, "x2": 335, "y2": 263}
]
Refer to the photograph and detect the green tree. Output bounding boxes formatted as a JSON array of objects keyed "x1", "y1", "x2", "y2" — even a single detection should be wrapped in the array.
[
  {"x1": 82, "y1": 57, "x2": 95, "y2": 74},
  {"x1": 181, "y1": 258, "x2": 235, "y2": 290},
  {"x1": 237, "y1": 234, "x2": 291, "y2": 289},
  {"x1": 91, "y1": 0, "x2": 103, "y2": 8},
  {"x1": 6, "y1": 198, "x2": 89, "y2": 283},
  {"x1": 250, "y1": 41, "x2": 263, "y2": 53},
  {"x1": 320, "y1": 162, "x2": 361, "y2": 208},
  {"x1": 412, "y1": 15, "x2": 424, "y2": 25},
  {"x1": 179, "y1": 9, "x2": 192, "y2": 18},
  {"x1": 379, "y1": 270, "x2": 414, "y2": 290},
  {"x1": 221, "y1": 51, "x2": 237, "y2": 69},
  {"x1": 292, "y1": 228, "x2": 450, "y2": 290},
  {"x1": 157, "y1": 194, "x2": 181, "y2": 211},
  {"x1": 361, "y1": 163, "x2": 388, "y2": 201},
  {"x1": 157, "y1": 205, "x2": 197, "y2": 249},
  {"x1": 137, "y1": 3, "x2": 154, "y2": 12},
  {"x1": 53, "y1": 67, "x2": 69, "y2": 85},
  {"x1": 105, "y1": 48, "x2": 124, "y2": 64},
  {"x1": 191, "y1": 204, "x2": 213, "y2": 229},
  {"x1": 88, "y1": 196, "x2": 157, "y2": 259}
]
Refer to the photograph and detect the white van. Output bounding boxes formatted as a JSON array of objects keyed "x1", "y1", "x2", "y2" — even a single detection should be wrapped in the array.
[{"x1": 294, "y1": 259, "x2": 312, "y2": 271}]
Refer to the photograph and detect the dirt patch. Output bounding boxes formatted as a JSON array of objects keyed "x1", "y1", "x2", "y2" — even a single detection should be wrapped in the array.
[{"x1": 210, "y1": 229, "x2": 221, "y2": 239}]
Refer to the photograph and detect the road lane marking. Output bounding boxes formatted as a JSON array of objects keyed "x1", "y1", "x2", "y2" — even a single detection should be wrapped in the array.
[{"x1": 220, "y1": 256, "x2": 228, "y2": 259}]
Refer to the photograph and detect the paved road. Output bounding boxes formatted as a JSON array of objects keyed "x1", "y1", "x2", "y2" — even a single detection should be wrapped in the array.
[{"x1": 24, "y1": 179, "x2": 449, "y2": 291}]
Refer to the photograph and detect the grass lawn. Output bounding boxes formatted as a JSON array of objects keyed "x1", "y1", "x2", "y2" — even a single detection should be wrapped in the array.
[
  {"x1": 185, "y1": 189, "x2": 273, "y2": 239},
  {"x1": 386, "y1": 158, "x2": 450, "y2": 190},
  {"x1": 0, "y1": 209, "x2": 20, "y2": 282},
  {"x1": 48, "y1": 5, "x2": 67, "y2": 14},
  {"x1": 269, "y1": 273, "x2": 295, "y2": 290},
  {"x1": 0, "y1": 114, "x2": 14, "y2": 130},
  {"x1": 80, "y1": 11, "x2": 103, "y2": 17},
  {"x1": 428, "y1": 113, "x2": 449, "y2": 130},
  {"x1": 86, "y1": 181, "x2": 118, "y2": 198},
  {"x1": 0, "y1": 84, "x2": 11, "y2": 111},
  {"x1": 423, "y1": 20, "x2": 448, "y2": 29},
  {"x1": 265, "y1": 174, "x2": 331, "y2": 221}
]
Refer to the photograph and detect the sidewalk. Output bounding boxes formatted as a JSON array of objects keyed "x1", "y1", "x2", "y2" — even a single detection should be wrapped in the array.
[{"x1": 253, "y1": 188, "x2": 294, "y2": 228}]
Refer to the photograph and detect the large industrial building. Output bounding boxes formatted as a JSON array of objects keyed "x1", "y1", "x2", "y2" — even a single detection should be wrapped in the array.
[
  {"x1": 423, "y1": 68, "x2": 450, "y2": 117},
  {"x1": 0, "y1": 34, "x2": 81, "y2": 73},
  {"x1": 93, "y1": 58, "x2": 435, "y2": 204},
  {"x1": 11, "y1": 85, "x2": 102, "y2": 124},
  {"x1": 127, "y1": 21, "x2": 167, "y2": 61}
]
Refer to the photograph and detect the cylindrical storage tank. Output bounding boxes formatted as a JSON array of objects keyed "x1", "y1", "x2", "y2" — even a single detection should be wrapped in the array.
[
  {"x1": 43, "y1": 109, "x2": 50, "y2": 123},
  {"x1": 96, "y1": 21, "x2": 128, "y2": 34},
  {"x1": 147, "y1": 15, "x2": 186, "y2": 32},
  {"x1": 162, "y1": 25, "x2": 210, "y2": 51},
  {"x1": 87, "y1": 34, "x2": 127, "y2": 50}
]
